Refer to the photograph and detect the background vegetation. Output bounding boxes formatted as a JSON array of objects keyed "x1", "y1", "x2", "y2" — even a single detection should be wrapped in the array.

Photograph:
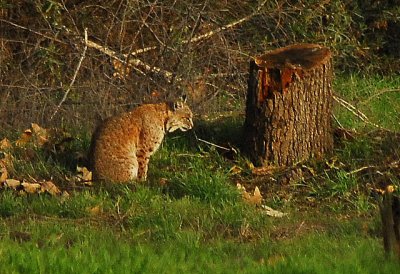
[
  {"x1": 1, "y1": 0, "x2": 399, "y2": 129},
  {"x1": 1, "y1": 0, "x2": 400, "y2": 272}
]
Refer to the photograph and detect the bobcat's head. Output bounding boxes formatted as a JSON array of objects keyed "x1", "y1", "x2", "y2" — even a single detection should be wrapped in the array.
[{"x1": 166, "y1": 96, "x2": 194, "y2": 132}]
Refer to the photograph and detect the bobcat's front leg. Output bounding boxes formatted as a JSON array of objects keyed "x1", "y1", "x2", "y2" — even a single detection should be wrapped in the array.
[{"x1": 136, "y1": 149, "x2": 150, "y2": 181}]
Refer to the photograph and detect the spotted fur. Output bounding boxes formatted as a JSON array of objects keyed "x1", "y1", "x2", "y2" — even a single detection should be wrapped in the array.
[{"x1": 89, "y1": 99, "x2": 193, "y2": 183}]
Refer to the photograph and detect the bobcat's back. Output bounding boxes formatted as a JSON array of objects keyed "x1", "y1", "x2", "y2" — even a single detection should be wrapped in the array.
[{"x1": 90, "y1": 100, "x2": 193, "y2": 183}]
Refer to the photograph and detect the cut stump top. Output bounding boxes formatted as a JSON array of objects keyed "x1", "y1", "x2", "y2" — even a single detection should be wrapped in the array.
[{"x1": 255, "y1": 44, "x2": 331, "y2": 70}]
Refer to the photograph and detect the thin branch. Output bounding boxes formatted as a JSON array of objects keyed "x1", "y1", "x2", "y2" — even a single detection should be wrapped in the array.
[
  {"x1": 332, "y1": 114, "x2": 344, "y2": 128},
  {"x1": 84, "y1": 36, "x2": 181, "y2": 83},
  {"x1": 347, "y1": 159, "x2": 400, "y2": 176},
  {"x1": 50, "y1": 28, "x2": 88, "y2": 120},
  {"x1": 182, "y1": 14, "x2": 250, "y2": 44},
  {"x1": 334, "y1": 95, "x2": 369, "y2": 121},
  {"x1": 130, "y1": 46, "x2": 158, "y2": 56},
  {"x1": 182, "y1": 0, "x2": 267, "y2": 45},
  {"x1": 126, "y1": 0, "x2": 268, "y2": 58},
  {"x1": 333, "y1": 95, "x2": 389, "y2": 131},
  {"x1": 196, "y1": 137, "x2": 231, "y2": 151},
  {"x1": 347, "y1": 165, "x2": 377, "y2": 175},
  {"x1": 2, "y1": 4, "x2": 264, "y2": 86},
  {"x1": 362, "y1": 88, "x2": 400, "y2": 105},
  {"x1": 0, "y1": 19, "x2": 67, "y2": 45}
]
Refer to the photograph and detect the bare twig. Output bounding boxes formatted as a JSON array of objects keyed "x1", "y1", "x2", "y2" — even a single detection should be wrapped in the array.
[
  {"x1": 333, "y1": 95, "x2": 389, "y2": 131},
  {"x1": 332, "y1": 114, "x2": 344, "y2": 128},
  {"x1": 362, "y1": 88, "x2": 400, "y2": 105},
  {"x1": 83, "y1": 37, "x2": 180, "y2": 83},
  {"x1": 130, "y1": 46, "x2": 158, "y2": 56},
  {"x1": 182, "y1": 0, "x2": 267, "y2": 45},
  {"x1": 0, "y1": 19, "x2": 67, "y2": 45},
  {"x1": 196, "y1": 137, "x2": 231, "y2": 151},
  {"x1": 3, "y1": 1, "x2": 264, "y2": 86},
  {"x1": 126, "y1": 0, "x2": 268, "y2": 59},
  {"x1": 182, "y1": 14, "x2": 250, "y2": 45},
  {"x1": 50, "y1": 28, "x2": 88, "y2": 120},
  {"x1": 347, "y1": 165, "x2": 377, "y2": 175}
]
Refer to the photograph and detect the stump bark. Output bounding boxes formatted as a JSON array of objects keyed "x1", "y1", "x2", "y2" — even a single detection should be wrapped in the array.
[
  {"x1": 244, "y1": 44, "x2": 333, "y2": 167},
  {"x1": 380, "y1": 187, "x2": 400, "y2": 260}
]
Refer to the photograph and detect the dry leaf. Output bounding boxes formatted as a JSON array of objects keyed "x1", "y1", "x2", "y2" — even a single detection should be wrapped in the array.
[
  {"x1": 0, "y1": 166, "x2": 8, "y2": 182},
  {"x1": 5, "y1": 179, "x2": 21, "y2": 189},
  {"x1": 41, "y1": 180, "x2": 61, "y2": 196},
  {"x1": 242, "y1": 190, "x2": 251, "y2": 201},
  {"x1": 229, "y1": 165, "x2": 242, "y2": 175},
  {"x1": 87, "y1": 205, "x2": 103, "y2": 215},
  {"x1": 236, "y1": 183, "x2": 248, "y2": 196},
  {"x1": 302, "y1": 164, "x2": 316, "y2": 176},
  {"x1": 159, "y1": 178, "x2": 168, "y2": 186},
  {"x1": 236, "y1": 183, "x2": 246, "y2": 192},
  {"x1": 16, "y1": 129, "x2": 32, "y2": 147},
  {"x1": 237, "y1": 183, "x2": 263, "y2": 206},
  {"x1": 386, "y1": 185, "x2": 396, "y2": 194},
  {"x1": 21, "y1": 181, "x2": 41, "y2": 194},
  {"x1": 248, "y1": 186, "x2": 263, "y2": 206},
  {"x1": 246, "y1": 160, "x2": 254, "y2": 170},
  {"x1": 261, "y1": 205, "x2": 288, "y2": 218},
  {"x1": 151, "y1": 90, "x2": 161, "y2": 98},
  {"x1": 15, "y1": 123, "x2": 50, "y2": 148},
  {"x1": 60, "y1": 191, "x2": 70, "y2": 203},
  {"x1": 31, "y1": 123, "x2": 49, "y2": 147},
  {"x1": 326, "y1": 157, "x2": 345, "y2": 170},
  {"x1": 0, "y1": 152, "x2": 14, "y2": 171},
  {"x1": 76, "y1": 166, "x2": 93, "y2": 185},
  {"x1": 0, "y1": 138, "x2": 12, "y2": 150},
  {"x1": 252, "y1": 165, "x2": 281, "y2": 176}
]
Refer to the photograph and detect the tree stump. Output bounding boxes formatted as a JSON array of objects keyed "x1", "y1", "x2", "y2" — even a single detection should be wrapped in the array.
[
  {"x1": 379, "y1": 186, "x2": 400, "y2": 260},
  {"x1": 244, "y1": 44, "x2": 333, "y2": 167}
]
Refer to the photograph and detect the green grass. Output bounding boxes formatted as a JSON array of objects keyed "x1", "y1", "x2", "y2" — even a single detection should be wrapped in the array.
[
  {"x1": 334, "y1": 74, "x2": 400, "y2": 131},
  {"x1": 1, "y1": 73, "x2": 400, "y2": 273},
  {"x1": 1, "y1": 216, "x2": 399, "y2": 273}
]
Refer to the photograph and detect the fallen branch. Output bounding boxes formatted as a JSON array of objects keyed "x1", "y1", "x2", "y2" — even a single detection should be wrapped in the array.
[
  {"x1": 332, "y1": 114, "x2": 344, "y2": 129},
  {"x1": 362, "y1": 88, "x2": 400, "y2": 105},
  {"x1": 130, "y1": 46, "x2": 158, "y2": 56},
  {"x1": 347, "y1": 160, "x2": 400, "y2": 176},
  {"x1": 50, "y1": 28, "x2": 88, "y2": 120},
  {"x1": 84, "y1": 37, "x2": 180, "y2": 83},
  {"x1": 333, "y1": 95, "x2": 389, "y2": 131},
  {"x1": 196, "y1": 137, "x2": 231, "y2": 151},
  {"x1": 191, "y1": 127, "x2": 233, "y2": 151},
  {"x1": 346, "y1": 165, "x2": 377, "y2": 175}
]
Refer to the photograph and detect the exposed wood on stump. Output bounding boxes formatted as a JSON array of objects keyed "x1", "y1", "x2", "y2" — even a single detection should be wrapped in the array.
[
  {"x1": 244, "y1": 44, "x2": 333, "y2": 167},
  {"x1": 379, "y1": 186, "x2": 400, "y2": 260}
]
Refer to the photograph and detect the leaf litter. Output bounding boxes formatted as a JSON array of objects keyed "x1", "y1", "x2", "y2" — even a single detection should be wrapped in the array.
[
  {"x1": 0, "y1": 123, "x2": 79, "y2": 197},
  {"x1": 237, "y1": 183, "x2": 287, "y2": 218}
]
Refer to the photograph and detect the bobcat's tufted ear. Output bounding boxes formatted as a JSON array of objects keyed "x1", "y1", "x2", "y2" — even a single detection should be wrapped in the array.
[
  {"x1": 180, "y1": 94, "x2": 187, "y2": 103},
  {"x1": 173, "y1": 94, "x2": 187, "y2": 110}
]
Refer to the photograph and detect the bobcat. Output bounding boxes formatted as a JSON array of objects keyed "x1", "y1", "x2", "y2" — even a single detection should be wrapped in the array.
[{"x1": 89, "y1": 97, "x2": 193, "y2": 183}]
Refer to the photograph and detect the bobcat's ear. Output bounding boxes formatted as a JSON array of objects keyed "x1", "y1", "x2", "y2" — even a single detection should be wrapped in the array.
[
  {"x1": 180, "y1": 94, "x2": 187, "y2": 103},
  {"x1": 173, "y1": 101, "x2": 183, "y2": 110},
  {"x1": 173, "y1": 94, "x2": 187, "y2": 110}
]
